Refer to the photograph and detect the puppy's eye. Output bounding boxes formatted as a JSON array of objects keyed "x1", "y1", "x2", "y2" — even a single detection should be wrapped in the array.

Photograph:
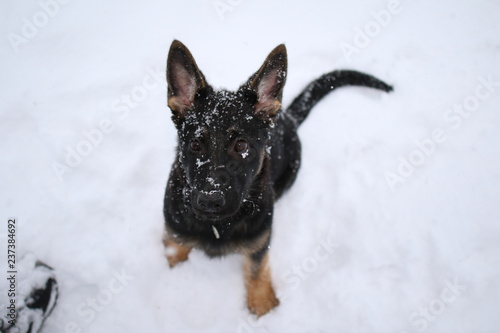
[
  {"x1": 190, "y1": 140, "x2": 202, "y2": 152},
  {"x1": 235, "y1": 140, "x2": 248, "y2": 153}
]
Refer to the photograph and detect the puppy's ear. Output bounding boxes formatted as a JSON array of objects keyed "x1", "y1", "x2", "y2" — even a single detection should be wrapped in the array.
[
  {"x1": 166, "y1": 40, "x2": 207, "y2": 118},
  {"x1": 246, "y1": 44, "x2": 287, "y2": 120}
]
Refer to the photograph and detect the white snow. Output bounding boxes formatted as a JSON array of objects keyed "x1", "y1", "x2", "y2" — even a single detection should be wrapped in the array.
[
  {"x1": 1, "y1": 1, "x2": 500, "y2": 332},
  {"x1": 211, "y1": 226, "x2": 221, "y2": 240},
  {"x1": 196, "y1": 158, "x2": 210, "y2": 168},
  {"x1": 206, "y1": 176, "x2": 220, "y2": 188}
]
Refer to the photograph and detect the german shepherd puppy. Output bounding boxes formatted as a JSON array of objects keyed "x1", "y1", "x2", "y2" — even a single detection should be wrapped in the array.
[{"x1": 163, "y1": 40, "x2": 392, "y2": 316}]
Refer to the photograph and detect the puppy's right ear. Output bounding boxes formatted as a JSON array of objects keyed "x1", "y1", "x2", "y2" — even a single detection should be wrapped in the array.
[
  {"x1": 245, "y1": 44, "x2": 287, "y2": 120},
  {"x1": 166, "y1": 40, "x2": 207, "y2": 119}
]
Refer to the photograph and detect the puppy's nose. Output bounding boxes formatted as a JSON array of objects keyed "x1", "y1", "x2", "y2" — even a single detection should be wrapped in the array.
[{"x1": 196, "y1": 190, "x2": 226, "y2": 213}]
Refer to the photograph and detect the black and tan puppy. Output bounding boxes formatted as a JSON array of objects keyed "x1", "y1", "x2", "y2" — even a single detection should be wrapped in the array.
[{"x1": 163, "y1": 40, "x2": 392, "y2": 316}]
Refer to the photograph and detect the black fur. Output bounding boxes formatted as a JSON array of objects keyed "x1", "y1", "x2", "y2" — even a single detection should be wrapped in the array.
[{"x1": 163, "y1": 40, "x2": 392, "y2": 259}]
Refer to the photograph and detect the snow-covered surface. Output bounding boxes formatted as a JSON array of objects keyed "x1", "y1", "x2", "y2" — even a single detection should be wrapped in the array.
[{"x1": 1, "y1": 0, "x2": 499, "y2": 332}]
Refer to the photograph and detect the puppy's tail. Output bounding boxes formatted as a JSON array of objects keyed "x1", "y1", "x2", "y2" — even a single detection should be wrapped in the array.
[{"x1": 286, "y1": 70, "x2": 393, "y2": 126}]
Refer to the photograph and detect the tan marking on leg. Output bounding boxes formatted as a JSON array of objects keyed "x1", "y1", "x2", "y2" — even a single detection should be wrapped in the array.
[
  {"x1": 244, "y1": 252, "x2": 279, "y2": 317},
  {"x1": 163, "y1": 236, "x2": 192, "y2": 268}
]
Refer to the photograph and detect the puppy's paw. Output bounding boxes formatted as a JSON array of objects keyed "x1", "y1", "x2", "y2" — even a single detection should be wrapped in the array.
[
  {"x1": 247, "y1": 283, "x2": 280, "y2": 317},
  {"x1": 164, "y1": 239, "x2": 191, "y2": 268}
]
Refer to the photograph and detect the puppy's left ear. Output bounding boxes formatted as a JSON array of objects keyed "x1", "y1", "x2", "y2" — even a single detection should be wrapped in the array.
[{"x1": 247, "y1": 44, "x2": 287, "y2": 119}]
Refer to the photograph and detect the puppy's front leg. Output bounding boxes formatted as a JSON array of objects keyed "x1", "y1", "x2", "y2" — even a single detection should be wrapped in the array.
[
  {"x1": 163, "y1": 236, "x2": 192, "y2": 268},
  {"x1": 244, "y1": 249, "x2": 279, "y2": 316}
]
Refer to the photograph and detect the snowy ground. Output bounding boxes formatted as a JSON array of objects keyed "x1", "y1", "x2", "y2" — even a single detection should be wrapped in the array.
[{"x1": 1, "y1": 0, "x2": 500, "y2": 332}]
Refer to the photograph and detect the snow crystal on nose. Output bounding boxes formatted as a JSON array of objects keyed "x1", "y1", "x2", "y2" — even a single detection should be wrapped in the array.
[
  {"x1": 200, "y1": 189, "x2": 223, "y2": 196},
  {"x1": 207, "y1": 177, "x2": 221, "y2": 188}
]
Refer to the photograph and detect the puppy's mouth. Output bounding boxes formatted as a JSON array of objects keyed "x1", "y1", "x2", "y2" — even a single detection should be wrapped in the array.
[
  {"x1": 191, "y1": 206, "x2": 240, "y2": 221},
  {"x1": 192, "y1": 210, "x2": 225, "y2": 221}
]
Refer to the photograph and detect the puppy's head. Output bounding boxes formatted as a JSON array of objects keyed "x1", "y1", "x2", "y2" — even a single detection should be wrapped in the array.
[{"x1": 166, "y1": 40, "x2": 287, "y2": 220}]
